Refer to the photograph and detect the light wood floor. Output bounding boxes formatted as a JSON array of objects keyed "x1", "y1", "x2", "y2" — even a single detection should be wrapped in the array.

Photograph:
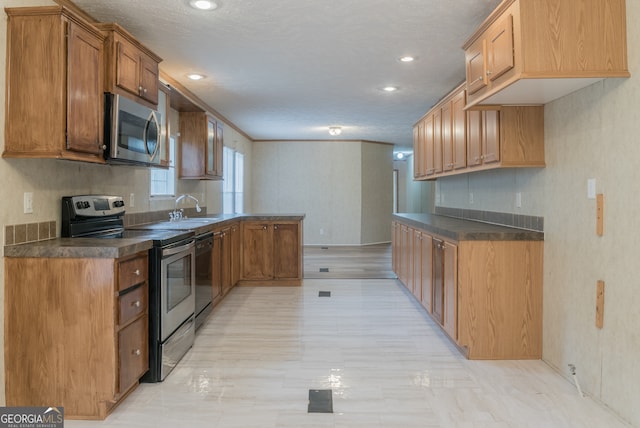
[{"x1": 303, "y1": 244, "x2": 396, "y2": 279}]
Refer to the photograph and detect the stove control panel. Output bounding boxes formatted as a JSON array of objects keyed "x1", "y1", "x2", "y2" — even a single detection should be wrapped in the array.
[{"x1": 63, "y1": 195, "x2": 126, "y2": 218}]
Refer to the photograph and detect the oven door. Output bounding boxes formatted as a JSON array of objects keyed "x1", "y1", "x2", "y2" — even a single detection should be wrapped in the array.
[{"x1": 160, "y1": 239, "x2": 196, "y2": 341}]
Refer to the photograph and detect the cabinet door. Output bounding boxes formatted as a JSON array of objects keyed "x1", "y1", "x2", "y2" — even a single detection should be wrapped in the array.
[
  {"x1": 205, "y1": 117, "x2": 216, "y2": 177},
  {"x1": 441, "y1": 101, "x2": 453, "y2": 172},
  {"x1": 432, "y1": 239, "x2": 444, "y2": 325},
  {"x1": 451, "y1": 90, "x2": 467, "y2": 170},
  {"x1": 115, "y1": 40, "x2": 140, "y2": 97},
  {"x1": 466, "y1": 38, "x2": 488, "y2": 95},
  {"x1": 66, "y1": 21, "x2": 104, "y2": 155},
  {"x1": 157, "y1": 86, "x2": 171, "y2": 166},
  {"x1": 412, "y1": 124, "x2": 423, "y2": 179},
  {"x1": 242, "y1": 222, "x2": 273, "y2": 280},
  {"x1": 221, "y1": 228, "x2": 233, "y2": 295},
  {"x1": 412, "y1": 230, "x2": 422, "y2": 301},
  {"x1": 420, "y1": 233, "x2": 433, "y2": 313},
  {"x1": 118, "y1": 315, "x2": 148, "y2": 394},
  {"x1": 230, "y1": 223, "x2": 241, "y2": 286},
  {"x1": 482, "y1": 110, "x2": 500, "y2": 164},
  {"x1": 139, "y1": 53, "x2": 159, "y2": 105},
  {"x1": 443, "y1": 241, "x2": 458, "y2": 340},
  {"x1": 273, "y1": 223, "x2": 300, "y2": 280},
  {"x1": 487, "y1": 13, "x2": 515, "y2": 82},
  {"x1": 433, "y1": 109, "x2": 443, "y2": 174},
  {"x1": 424, "y1": 115, "x2": 435, "y2": 176},
  {"x1": 215, "y1": 122, "x2": 224, "y2": 177},
  {"x1": 466, "y1": 110, "x2": 482, "y2": 167}
]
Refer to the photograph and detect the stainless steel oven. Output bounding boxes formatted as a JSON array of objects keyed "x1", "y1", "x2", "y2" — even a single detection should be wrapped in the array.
[
  {"x1": 153, "y1": 237, "x2": 196, "y2": 381},
  {"x1": 61, "y1": 195, "x2": 197, "y2": 382}
]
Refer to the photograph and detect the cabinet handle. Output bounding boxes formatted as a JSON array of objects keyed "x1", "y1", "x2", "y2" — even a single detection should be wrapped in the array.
[
  {"x1": 133, "y1": 349, "x2": 141, "y2": 356},
  {"x1": 132, "y1": 300, "x2": 141, "y2": 308},
  {"x1": 102, "y1": 144, "x2": 107, "y2": 150},
  {"x1": 473, "y1": 76, "x2": 483, "y2": 83},
  {"x1": 134, "y1": 269, "x2": 140, "y2": 276},
  {"x1": 274, "y1": 225, "x2": 279, "y2": 230},
  {"x1": 486, "y1": 70, "x2": 492, "y2": 76},
  {"x1": 262, "y1": 225, "x2": 268, "y2": 230}
]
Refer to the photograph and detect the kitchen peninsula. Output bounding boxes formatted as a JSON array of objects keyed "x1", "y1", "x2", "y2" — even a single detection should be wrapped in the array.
[{"x1": 3, "y1": 214, "x2": 303, "y2": 419}]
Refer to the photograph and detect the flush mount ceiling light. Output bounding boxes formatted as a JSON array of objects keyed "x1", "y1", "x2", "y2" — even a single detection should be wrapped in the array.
[
  {"x1": 189, "y1": 0, "x2": 218, "y2": 10},
  {"x1": 399, "y1": 56, "x2": 415, "y2": 62},
  {"x1": 328, "y1": 126, "x2": 342, "y2": 136},
  {"x1": 383, "y1": 86, "x2": 398, "y2": 92},
  {"x1": 187, "y1": 73, "x2": 206, "y2": 81}
]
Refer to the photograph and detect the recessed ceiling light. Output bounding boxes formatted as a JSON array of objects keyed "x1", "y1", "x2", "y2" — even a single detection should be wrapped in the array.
[
  {"x1": 189, "y1": 0, "x2": 217, "y2": 10},
  {"x1": 399, "y1": 56, "x2": 415, "y2": 62},
  {"x1": 328, "y1": 126, "x2": 342, "y2": 136},
  {"x1": 383, "y1": 86, "x2": 398, "y2": 92},
  {"x1": 187, "y1": 73, "x2": 206, "y2": 81}
]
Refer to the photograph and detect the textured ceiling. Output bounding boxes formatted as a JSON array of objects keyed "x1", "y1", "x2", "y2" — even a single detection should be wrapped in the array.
[{"x1": 72, "y1": 0, "x2": 501, "y2": 149}]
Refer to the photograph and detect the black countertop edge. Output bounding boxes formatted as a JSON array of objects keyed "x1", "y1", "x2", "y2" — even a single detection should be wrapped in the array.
[{"x1": 393, "y1": 213, "x2": 544, "y2": 241}]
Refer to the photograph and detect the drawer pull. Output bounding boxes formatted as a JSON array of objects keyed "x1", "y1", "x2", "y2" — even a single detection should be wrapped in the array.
[
  {"x1": 133, "y1": 349, "x2": 141, "y2": 356},
  {"x1": 132, "y1": 300, "x2": 141, "y2": 308},
  {"x1": 134, "y1": 269, "x2": 140, "y2": 276}
]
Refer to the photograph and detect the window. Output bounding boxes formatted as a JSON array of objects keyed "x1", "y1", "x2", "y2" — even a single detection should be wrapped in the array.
[
  {"x1": 150, "y1": 137, "x2": 176, "y2": 197},
  {"x1": 223, "y1": 147, "x2": 244, "y2": 214}
]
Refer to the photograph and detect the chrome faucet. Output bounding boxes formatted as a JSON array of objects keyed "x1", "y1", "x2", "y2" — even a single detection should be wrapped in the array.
[{"x1": 169, "y1": 194, "x2": 202, "y2": 221}]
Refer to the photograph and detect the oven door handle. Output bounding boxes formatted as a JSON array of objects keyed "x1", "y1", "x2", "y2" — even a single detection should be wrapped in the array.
[{"x1": 162, "y1": 240, "x2": 195, "y2": 257}]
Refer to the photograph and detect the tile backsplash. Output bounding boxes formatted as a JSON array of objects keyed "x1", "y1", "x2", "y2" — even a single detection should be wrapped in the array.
[
  {"x1": 5, "y1": 221, "x2": 57, "y2": 246},
  {"x1": 435, "y1": 206, "x2": 544, "y2": 232},
  {"x1": 4, "y1": 207, "x2": 207, "y2": 246}
]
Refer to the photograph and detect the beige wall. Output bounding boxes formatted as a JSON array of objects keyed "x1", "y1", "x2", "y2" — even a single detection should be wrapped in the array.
[
  {"x1": 435, "y1": 3, "x2": 640, "y2": 425},
  {"x1": 361, "y1": 143, "x2": 393, "y2": 244},
  {"x1": 251, "y1": 140, "x2": 393, "y2": 245}
]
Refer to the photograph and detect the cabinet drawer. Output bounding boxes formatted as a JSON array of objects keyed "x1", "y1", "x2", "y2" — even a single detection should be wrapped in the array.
[
  {"x1": 119, "y1": 285, "x2": 147, "y2": 326},
  {"x1": 118, "y1": 315, "x2": 148, "y2": 394},
  {"x1": 118, "y1": 255, "x2": 148, "y2": 291}
]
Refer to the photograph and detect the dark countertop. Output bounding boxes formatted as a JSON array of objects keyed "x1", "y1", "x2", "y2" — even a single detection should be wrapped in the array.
[
  {"x1": 394, "y1": 213, "x2": 543, "y2": 241},
  {"x1": 4, "y1": 237, "x2": 153, "y2": 259},
  {"x1": 4, "y1": 213, "x2": 306, "y2": 259}
]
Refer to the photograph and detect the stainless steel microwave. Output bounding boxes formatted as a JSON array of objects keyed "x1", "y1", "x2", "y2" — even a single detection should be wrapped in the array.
[{"x1": 104, "y1": 93, "x2": 162, "y2": 167}]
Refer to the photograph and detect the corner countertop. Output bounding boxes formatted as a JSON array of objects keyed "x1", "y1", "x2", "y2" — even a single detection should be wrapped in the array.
[
  {"x1": 393, "y1": 213, "x2": 543, "y2": 241},
  {"x1": 4, "y1": 213, "x2": 306, "y2": 259}
]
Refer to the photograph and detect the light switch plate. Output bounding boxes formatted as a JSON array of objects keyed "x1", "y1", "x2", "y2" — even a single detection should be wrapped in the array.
[
  {"x1": 23, "y1": 192, "x2": 33, "y2": 214},
  {"x1": 587, "y1": 178, "x2": 596, "y2": 199}
]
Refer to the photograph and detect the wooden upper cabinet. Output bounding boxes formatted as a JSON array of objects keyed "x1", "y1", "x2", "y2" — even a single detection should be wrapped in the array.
[
  {"x1": 3, "y1": 6, "x2": 105, "y2": 163},
  {"x1": 97, "y1": 23, "x2": 161, "y2": 108},
  {"x1": 463, "y1": 0, "x2": 629, "y2": 107},
  {"x1": 179, "y1": 112, "x2": 224, "y2": 180},
  {"x1": 414, "y1": 81, "x2": 543, "y2": 179}
]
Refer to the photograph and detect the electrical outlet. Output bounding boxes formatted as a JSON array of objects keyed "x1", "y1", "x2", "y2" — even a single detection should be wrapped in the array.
[
  {"x1": 516, "y1": 192, "x2": 522, "y2": 208},
  {"x1": 469, "y1": 192, "x2": 474, "y2": 204},
  {"x1": 23, "y1": 192, "x2": 33, "y2": 214},
  {"x1": 129, "y1": 193, "x2": 135, "y2": 208}
]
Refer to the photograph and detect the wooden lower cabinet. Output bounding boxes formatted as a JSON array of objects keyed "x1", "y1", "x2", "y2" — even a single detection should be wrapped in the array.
[
  {"x1": 4, "y1": 251, "x2": 149, "y2": 419},
  {"x1": 240, "y1": 220, "x2": 303, "y2": 286},
  {"x1": 393, "y1": 222, "x2": 542, "y2": 360}
]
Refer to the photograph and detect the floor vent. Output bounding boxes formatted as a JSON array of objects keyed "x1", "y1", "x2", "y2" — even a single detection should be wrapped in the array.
[
  {"x1": 318, "y1": 291, "x2": 331, "y2": 297},
  {"x1": 308, "y1": 389, "x2": 333, "y2": 413},
  {"x1": 319, "y1": 267, "x2": 329, "y2": 272}
]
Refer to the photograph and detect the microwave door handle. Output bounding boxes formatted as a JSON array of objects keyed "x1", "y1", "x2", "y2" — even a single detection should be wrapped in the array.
[{"x1": 145, "y1": 111, "x2": 161, "y2": 161}]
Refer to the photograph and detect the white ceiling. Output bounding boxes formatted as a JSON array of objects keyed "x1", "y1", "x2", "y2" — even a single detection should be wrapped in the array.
[{"x1": 72, "y1": 0, "x2": 501, "y2": 150}]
